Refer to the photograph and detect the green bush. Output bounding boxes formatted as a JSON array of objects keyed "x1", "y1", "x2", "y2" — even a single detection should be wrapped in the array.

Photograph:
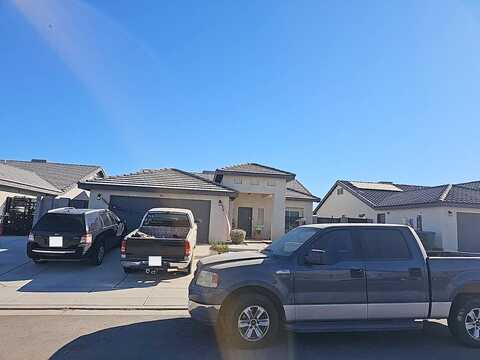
[
  {"x1": 230, "y1": 229, "x2": 246, "y2": 244},
  {"x1": 210, "y1": 243, "x2": 229, "y2": 253}
]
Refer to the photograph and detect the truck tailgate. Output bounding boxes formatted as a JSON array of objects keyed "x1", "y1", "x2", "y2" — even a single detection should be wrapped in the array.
[{"x1": 125, "y1": 237, "x2": 185, "y2": 258}]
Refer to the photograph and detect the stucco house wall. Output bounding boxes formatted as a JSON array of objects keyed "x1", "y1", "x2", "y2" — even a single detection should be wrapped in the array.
[
  {"x1": 221, "y1": 175, "x2": 286, "y2": 240},
  {"x1": 88, "y1": 189, "x2": 231, "y2": 244},
  {"x1": 315, "y1": 185, "x2": 377, "y2": 221}
]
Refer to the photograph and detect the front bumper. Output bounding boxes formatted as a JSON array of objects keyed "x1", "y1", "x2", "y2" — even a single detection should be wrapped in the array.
[{"x1": 188, "y1": 300, "x2": 221, "y2": 326}]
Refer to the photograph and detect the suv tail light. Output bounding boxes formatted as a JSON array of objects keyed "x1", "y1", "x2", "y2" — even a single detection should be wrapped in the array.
[
  {"x1": 80, "y1": 233, "x2": 93, "y2": 245},
  {"x1": 120, "y1": 239, "x2": 127, "y2": 256},
  {"x1": 184, "y1": 240, "x2": 191, "y2": 257},
  {"x1": 28, "y1": 232, "x2": 34, "y2": 242}
]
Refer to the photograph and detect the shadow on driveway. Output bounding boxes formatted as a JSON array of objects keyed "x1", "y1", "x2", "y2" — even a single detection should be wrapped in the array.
[
  {"x1": 0, "y1": 236, "x2": 190, "y2": 293},
  {"x1": 50, "y1": 319, "x2": 477, "y2": 360}
]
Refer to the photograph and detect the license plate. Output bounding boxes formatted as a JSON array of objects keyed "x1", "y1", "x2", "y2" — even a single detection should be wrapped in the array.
[
  {"x1": 148, "y1": 256, "x2": 162, "y2": 266},
  {"x1": 49, "y1": 236, "x2": 63, "y2": 247}
]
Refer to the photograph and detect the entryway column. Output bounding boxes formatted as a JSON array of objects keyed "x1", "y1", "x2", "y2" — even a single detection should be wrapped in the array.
[{"x1": 271, "y1": 193, "x2": 285, "y2": 241}]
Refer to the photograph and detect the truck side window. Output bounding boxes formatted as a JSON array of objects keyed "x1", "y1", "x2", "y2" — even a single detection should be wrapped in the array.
[
  {"x1": 359, "y1": 229, "x2": 411, "y2": 260},
  {"x1": 311, "y1": 230, "x2": 359, "y2": 263}
]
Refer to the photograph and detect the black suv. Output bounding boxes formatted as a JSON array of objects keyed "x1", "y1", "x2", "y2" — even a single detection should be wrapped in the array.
[{"x1": 27, "y1": 208, "x2": 126, "y2": 265}]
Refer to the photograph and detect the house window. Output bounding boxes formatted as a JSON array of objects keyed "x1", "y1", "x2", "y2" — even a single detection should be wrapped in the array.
[
  {"x1": 234, "y1": 177, "x2": 242, "y2": 184},
  {"x1": 285, "y1": 208, "x2": 304, "y2": 232},
  {"x1": 377, "y1": 213, "x2": 386, "y2": 224},
  {"x1": 416, "y1": 215, "x2": 423, "y2": 232},
  {"x1": 337, "y1": 188, "x2": 344, "y2": 195},
  {"x1": 267, "y1": 179, "x2": 276, "y2": 186},
  {"x1": 257, "y1": 208, "x2": 265, "y2": 225}
]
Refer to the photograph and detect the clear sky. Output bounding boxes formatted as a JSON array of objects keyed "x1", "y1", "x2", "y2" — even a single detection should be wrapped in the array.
[{"x1": 1, "y1": 0, "x2": 480, "y2": 198}]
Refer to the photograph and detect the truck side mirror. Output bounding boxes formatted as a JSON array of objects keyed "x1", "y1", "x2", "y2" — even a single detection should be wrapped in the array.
[{"x1": 305, "y1": 249, "x2": 328, "y2": 265}]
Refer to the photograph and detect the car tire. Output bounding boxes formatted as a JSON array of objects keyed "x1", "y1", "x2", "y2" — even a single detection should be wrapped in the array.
[
  {"x1": 90, "y1": 241, "x2": 106, "y2": 266},
  {"x1": 219, "y1": 293, "x2": 280, "y2": 348},
  {"x1": 449, "y1": 297, "x2": 480, "y2": 347}
]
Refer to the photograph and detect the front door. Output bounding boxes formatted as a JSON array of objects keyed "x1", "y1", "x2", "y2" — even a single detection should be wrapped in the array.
[
  {"x1": 356, "y1": 227, "x2": 429, "y2": 319},
  {"x1": 294, "y1": 229, "x2": 367, "y2": 321},
  {"x1": 238, "y1": 207, "x2": 253, "y2": 238}
]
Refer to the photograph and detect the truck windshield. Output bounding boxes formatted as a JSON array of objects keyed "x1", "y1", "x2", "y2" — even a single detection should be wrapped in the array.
[
  {"x1": 142, "y1": 213, "x2": 190, "y2": 227},
  {"x1": 263, "y1": 227, "x2": 318, "y2": 256},
  {"x1": 33, "y1": 213, "x2": 86, "y2": 233}
]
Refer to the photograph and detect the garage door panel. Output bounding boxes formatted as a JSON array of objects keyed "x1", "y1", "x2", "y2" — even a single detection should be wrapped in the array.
[
  {"x1": 457, "y1": 212, "x2": 480, "y2": 252},
  {"x1": 109, "y1": 196, "x2": 211, "y2": 244}
]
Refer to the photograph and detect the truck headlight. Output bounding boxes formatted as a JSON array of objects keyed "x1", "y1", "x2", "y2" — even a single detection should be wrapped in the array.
[{"x1": 196, "y1": 270, "x2": 219, "y2": 288}]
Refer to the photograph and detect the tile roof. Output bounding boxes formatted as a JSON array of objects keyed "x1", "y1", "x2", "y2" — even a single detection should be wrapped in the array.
[
  {"x1": 316, "y1": 179, "x2": 480, "y2": 213},
  {"x1": 286, "y1": 179, "x2": 320, "y2": 201},
  {"x1": 79, "y1": 168, "x2": 237, "y2": 195},
  {"x1": 2, "y1": 160, "x2": 103, "y2": 192},
  {"x1": 217, "y1": 163, "x2": 295, "y2": 180},
  {"x1": 0, "y1": 163, "x2": 60, "y2": 195}
]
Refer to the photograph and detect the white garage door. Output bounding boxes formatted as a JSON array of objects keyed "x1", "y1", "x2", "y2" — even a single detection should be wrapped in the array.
[{"x1": 457, "y1": 212, "x2": 480, "y2": 252}]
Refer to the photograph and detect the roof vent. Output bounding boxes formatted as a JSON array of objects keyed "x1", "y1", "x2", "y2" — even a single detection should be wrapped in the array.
[{"x1": 31, "y1": 159, "x2": 47, "y2": 163}]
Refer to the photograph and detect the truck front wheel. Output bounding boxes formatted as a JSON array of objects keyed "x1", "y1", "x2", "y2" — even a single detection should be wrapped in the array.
[
  {"x1": 449, "y1": 297, "x2": 480, "y2": 347},
  {"x1": 219, "y1": 293, "x2": 280, "y2": 348}
]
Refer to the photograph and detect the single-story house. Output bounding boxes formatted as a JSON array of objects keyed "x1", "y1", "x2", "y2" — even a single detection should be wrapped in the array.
[
  {"x1": 79, "y1": 163, "x2": 319, "y2": 244},
  {"x1": 0, "y1": 159, "x2": 104, "y2": 234},
  {"x1": 314, "y1": 180, "x2": 480, "y2": 252}
]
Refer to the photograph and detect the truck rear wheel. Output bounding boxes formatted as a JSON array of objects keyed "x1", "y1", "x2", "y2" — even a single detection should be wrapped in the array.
[
  {"x1": 219, "y1": 293, "x2": 280, "y2": 348},
  {"x1": 449, "y1": 297, "x2": 480, "y2": 347}
]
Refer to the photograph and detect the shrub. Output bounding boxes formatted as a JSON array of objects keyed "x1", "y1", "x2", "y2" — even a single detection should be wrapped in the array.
[
  {"x1": 230, "y1": 229, "x2": 246, "y2": 244},
  {"x1": 210, "y1": 242, "x2": 229, "y2": 253}
]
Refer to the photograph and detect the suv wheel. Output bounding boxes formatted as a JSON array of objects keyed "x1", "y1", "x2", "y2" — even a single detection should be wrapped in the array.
[
  {"x1": 90, "y1": 241, "x2": 105, "y2": 266},
  {"x1": 449, "y1": 297, "x2": 480, "y2": 347},
  {"x1": 220, "y1": 294, "x2": 280, "y2": 348}
]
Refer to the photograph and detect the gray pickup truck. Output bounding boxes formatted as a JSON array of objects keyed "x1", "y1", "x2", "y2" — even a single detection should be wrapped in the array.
[{"x1": 189, "y1": 224, "x2": 480, "y2": 348}]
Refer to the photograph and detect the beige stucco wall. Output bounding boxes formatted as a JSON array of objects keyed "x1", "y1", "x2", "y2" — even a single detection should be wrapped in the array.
[
  {"x1": 87, "y1": 189, "x2": 231, "y2": 243},
  {"x1": 230, "y1": 194, "x2": 273, "y2": 240},
  {"x1": 285, "y1": 199, "x2": 314, "y2": 225},
  {"x1": 315, "y1": 185, "x2": 377, "y2": 221},
  {"x1": 386, "y1": 206, "x2": 480, "y2": 251},
  {"x1": 221, "y1": 175, "x2": 287, "y2": 240}
]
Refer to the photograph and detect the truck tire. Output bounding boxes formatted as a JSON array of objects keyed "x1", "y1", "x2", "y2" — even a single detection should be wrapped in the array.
[
  {"x1": 449, "y1": 297, "x2": 480, "y2": 347},
  {"x1": 90, "y1": 241, "x2": 106, "y2": 266},
  {"x1": 219, "y1": 293, "x2": 280, "y2": 348}
]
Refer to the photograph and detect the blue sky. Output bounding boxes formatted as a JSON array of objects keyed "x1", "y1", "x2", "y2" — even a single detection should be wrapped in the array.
[{"x1": 1, "y1": 0, "x2": 480, "y2": 197}]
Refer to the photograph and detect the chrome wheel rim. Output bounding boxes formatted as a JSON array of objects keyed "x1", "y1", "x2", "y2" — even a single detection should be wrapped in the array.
[
  {"x1": 465, "y1": 308, "x2": 480, "y2": 340},
  {"x1": 237, "y1": 305, "x2": 270, "y2": 342}
]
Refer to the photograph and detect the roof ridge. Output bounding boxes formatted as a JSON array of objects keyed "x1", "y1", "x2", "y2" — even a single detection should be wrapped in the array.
[{"x1": 439, "y1": 184, "x2": 453, "y2": 201}]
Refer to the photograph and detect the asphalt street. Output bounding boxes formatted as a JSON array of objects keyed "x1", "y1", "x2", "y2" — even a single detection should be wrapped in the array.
[{"x1": 0, "y1": 311, "x2": 477, "y2": 360}]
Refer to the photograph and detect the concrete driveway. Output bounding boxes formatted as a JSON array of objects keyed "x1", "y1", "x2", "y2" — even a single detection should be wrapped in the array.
[{"x1": 0, "y1": 236, "x2": 197, "y2": 309}]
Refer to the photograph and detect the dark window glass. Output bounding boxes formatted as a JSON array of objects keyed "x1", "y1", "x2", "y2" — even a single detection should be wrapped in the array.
[
  {"x1": 377, "y1": 213, "x2": 386, "y2": 224},
  {"x1": 416, "y1": 215, "x2": 423, "y2": 231},
  {"x1": 359, "y1": 229, "x2": 411, "y2": 260},
  {"x1": 33, "y1": 213, "x2": 85, "y2": 233},
  {"x1": 263, "y1": 227, "x2": 318, "y2": 256},
  {"x1": 142, "y1": 212, "x2": 190, "y2": 227},
  {"x1": 311, "y1": 230, "x2": 359, "y2": 263}
]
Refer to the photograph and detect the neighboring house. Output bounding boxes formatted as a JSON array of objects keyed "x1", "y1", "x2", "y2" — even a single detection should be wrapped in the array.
[
  {"x1": 314, "y1": 180, "x2": 480, "y2": 252},
  {"x1": 79, "y1": 163, "x2": 319, "y2": 244},
  {"x1": 0, "y1": 159, "x2": 105, "y2": 234}
]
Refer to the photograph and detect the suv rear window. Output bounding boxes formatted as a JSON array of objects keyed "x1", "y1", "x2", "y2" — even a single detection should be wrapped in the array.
[
  {"x1": 33, "y1": 213, "x2": 86, "y2": 233},
  {"x1": 142, "y1": 212, "x2": 190, "y2": 227}
]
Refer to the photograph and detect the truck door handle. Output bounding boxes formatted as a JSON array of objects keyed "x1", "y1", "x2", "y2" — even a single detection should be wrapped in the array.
[
  {"x1": 350, "y1": 268, "x2": 364, "y2": 278},
  {"x1": 409, "y1": 267, "x2": 422, "y2": 279}
]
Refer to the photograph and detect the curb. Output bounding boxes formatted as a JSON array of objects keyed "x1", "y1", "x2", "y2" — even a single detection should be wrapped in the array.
[{"x1": 0, "y1": 306, "x2": 188, "y2": 311}]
